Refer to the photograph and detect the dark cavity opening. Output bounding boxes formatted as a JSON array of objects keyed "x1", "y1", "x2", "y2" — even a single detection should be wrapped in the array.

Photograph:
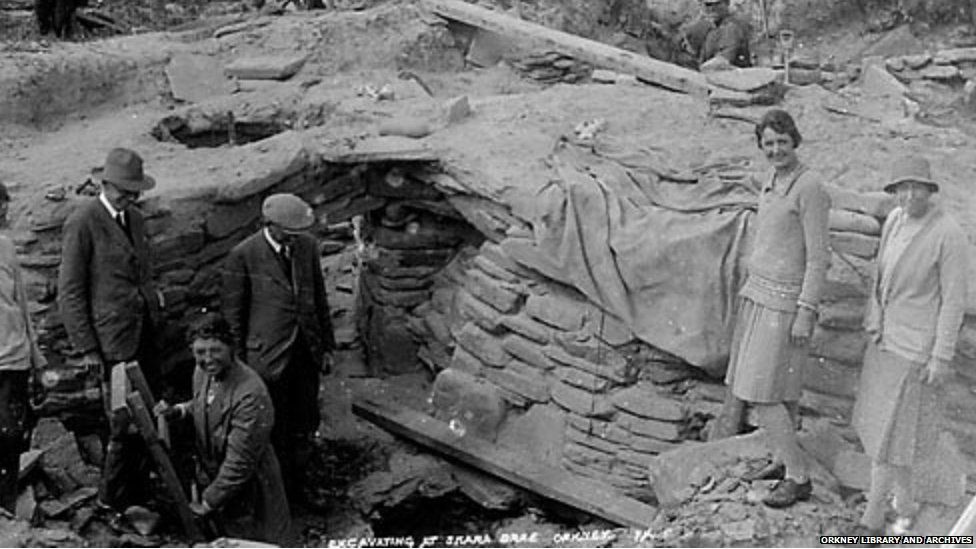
[
  {"x1": 369, "y1": 491, "x2": 518, "y2": 542},
  {"x1": 152, "y1": 115, "x2": 287, "y2": 148}
]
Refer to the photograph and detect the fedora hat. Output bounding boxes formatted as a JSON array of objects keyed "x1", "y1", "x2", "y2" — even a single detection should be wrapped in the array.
[
  {"x1": 883, "y1": 155, "x2": 939, "y2": 193},
  {"x1": 92, "y1": 148, "x2": 155, "y2": 192}
]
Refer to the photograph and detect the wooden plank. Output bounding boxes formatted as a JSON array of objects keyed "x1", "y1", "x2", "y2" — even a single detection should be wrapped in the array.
[
  {"x1": 126, "y1": 393, "x2": 203, "y2": 541},
  {"x1": 110, "y1": 364, "x2": 131, "y2": 414},
  {"x1": 124, "y1": 362, "x2": 156, "y2": 410},
  {"x1": 320, "y1": 136, "x2": 442, "y2": 164},
  {"x1": 423, "y1": 0, "x2": 708, "y2": 95},
  {"x1": 352, "y1": 396, "x2": 657, "y2": 528}
]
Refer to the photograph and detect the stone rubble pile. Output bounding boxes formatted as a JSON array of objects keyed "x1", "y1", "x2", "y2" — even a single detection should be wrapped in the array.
[
  {"x1": 884, "y1": 47, "x2": 976, "y2": 84},
  {"x1": 9, "y1": 418, "x2": 143, "y2": 546},
  {"x1": 510, "y1": 51, "x2": 593, "y2": 84}
]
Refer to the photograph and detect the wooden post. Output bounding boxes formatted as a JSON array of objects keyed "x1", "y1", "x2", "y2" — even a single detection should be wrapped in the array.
[
  {"x1": 423, "y1": 0, "x2": 708, "y2": 95},
  {"x1": 126, "y1": 392, "x2": 203, "y2": 541},
  {"x1": 123, "y1": 362, "x2": 155, "y2": 410}
]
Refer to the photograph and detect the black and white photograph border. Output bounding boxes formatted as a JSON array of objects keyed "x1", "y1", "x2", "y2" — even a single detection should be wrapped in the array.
[{"x1": 3, "y1": 0, "x2": 976, "y2": 547}]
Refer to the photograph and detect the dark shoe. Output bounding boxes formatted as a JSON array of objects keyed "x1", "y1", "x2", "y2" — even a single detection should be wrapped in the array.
[
  {"x1": 94, "y1": 501, "x2": 134, "y2": 535},
  {"x1": 742, "y1": 460, "x2": 785, "y2": 482},
  {"x1": 762, "y1": 478, "x2": 812, "y2": 508}
]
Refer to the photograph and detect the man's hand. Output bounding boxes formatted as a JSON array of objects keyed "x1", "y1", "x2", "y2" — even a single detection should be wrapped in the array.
[
  {"x1": 920, "y1": 357, "x2": 953, "y2": 386},
  {"x1": 189, "y1": 501, "x2": 213, "y2": 517},
  {"x1": 700, "y1": 55, "x2": 733, "y2": 72},
  {"x1": 322, "y1": 351, "x2": 336, "y2": 374},
  {"x1": 79, "y1": 351, "x2": 104, "y2": 378},
  {"x1": 153, "y1": 400, "x2": 184, "y2": 421},
  {"x1": 790, "y1": 308, "x2": 816, "y2": 346}
]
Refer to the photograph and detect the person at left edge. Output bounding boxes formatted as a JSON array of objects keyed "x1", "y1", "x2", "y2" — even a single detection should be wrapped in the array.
[
  {"x1": 0, "y1": 181, "x2": 47, "y2": 514},
  {"x1": 57, "y1": 147, "x2": 163, "y2": 520}
]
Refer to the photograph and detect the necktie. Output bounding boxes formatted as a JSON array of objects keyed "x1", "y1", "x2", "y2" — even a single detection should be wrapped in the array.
[
  {"x1": 279, "y1": 245, "x2": 292, "y2": 282},
  {"x1": 115, "y1": 212, "x2": 131, "y2": 241}
]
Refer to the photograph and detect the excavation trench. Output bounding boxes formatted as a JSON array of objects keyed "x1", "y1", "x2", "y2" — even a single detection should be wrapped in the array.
[{"x1": 15, "y1": 117, "x2": 894, "y2": 547}]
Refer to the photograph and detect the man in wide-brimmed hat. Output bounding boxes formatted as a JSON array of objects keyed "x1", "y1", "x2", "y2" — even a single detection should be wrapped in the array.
[
  {"x1": 852, "y1": 154, "x2": 969, "y2": 535},
  {"x1": 58, "y1": 148, "x2": 163, "y2": 524},
  {"x1": 221, "y1": 193, "x2": 336, "y2": 506}
]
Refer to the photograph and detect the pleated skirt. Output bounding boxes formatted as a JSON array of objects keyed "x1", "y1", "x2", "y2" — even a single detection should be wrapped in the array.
[{"x1": 725, "y1": 296, "x2": 805, "y2": 403}]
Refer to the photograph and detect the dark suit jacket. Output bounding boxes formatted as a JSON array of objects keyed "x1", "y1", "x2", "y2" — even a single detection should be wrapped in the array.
[
  {"x1": 221, "y1": 231, "x2": 335, "y2": 381},
  {"x1": 188, "y1": 361, "x2": 292, "y2": 544},
  {"x1": 58, "y1": 199, "x2": 157, "y2": 362}
]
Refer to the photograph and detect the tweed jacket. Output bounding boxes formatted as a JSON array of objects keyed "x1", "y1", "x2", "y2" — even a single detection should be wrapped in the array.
[
  {"x1": 187, "y1": 361, "x2": 291, "y2": 544},
  {"x1": 221, "y1": 231, "x2": 335, "y2": 381},
  {"x1": 57, "y1": 199, "x2": 157, "y2": 362},
  {"x1": 865, "y1": 206, "x2": 969, "y2": 363}
]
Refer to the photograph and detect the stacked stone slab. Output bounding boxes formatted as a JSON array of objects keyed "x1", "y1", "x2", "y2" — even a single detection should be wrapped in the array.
[
  {"x1": 799, "y1": 186, "x2": 896, "y2": 417},
  {"x1": 885, "y1": 47, "x2": 976, "y2": 83},
  {"x1": 422, "y1": 240, "x2": 719, "y2": 498},
  {"x1": 359, "y1": 165, "x2": 483, "y2": 375},
  {"x1": 511, "y1": 52, "x2": 593, "y2": 84}
]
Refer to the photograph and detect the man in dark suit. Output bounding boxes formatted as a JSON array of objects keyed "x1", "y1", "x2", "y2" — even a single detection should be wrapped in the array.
[
  {"x1": 222, "y1": 193, "x2": 335, "y2": 504},
  {"x1": 58, "y1": 148, "x2": 161, "y2": 520}
]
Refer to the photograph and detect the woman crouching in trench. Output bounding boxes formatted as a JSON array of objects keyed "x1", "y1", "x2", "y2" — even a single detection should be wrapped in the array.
[
  {"x1": 723, "y1": 109, "x2": 831, "y2": 507},
  {"x1": 155, "y1": 312, "x2": 294, "y2": 544}
]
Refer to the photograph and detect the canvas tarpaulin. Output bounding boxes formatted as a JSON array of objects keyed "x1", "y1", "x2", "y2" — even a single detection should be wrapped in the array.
[{"x1": 502, "y1": 138, "x2": 760, "y2": 376}]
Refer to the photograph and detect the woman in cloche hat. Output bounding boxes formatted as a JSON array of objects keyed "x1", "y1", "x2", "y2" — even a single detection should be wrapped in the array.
[{"x1": 852, "y1": 154, "x2": 969, "y2": 535}]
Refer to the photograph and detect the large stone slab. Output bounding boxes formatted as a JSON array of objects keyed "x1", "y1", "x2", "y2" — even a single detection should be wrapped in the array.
[
  {"x1": 525, "y1": 292, "x2": 586, "y2": 332},
  {"x1": 500, "y1": 313, "x2": 552, "y2": 344},
  {"x1": 502, "y1": 334, "x2": 556, "y2": 371},
  {"x1": 462, "y1": 269, "x2": 523, "y2": 313},
  {"x1": 648, "y1": 431, "x2": 773, "y2": 506},
  {"x1": 213, "y1": 133, "x2": 310, "y2": 202},
  {"x1": 455, "y1": 322, "x2": 511, "y2": 367},
  {"x1": 550, "y1": 381, "x2": 613, "y2": 418},
  {"x1": 935, "y1": 47, "x2": 976, "y2": 65},
  {"x1": 612, "y1": 384, "x2": 686, "y2": 422},
  {"x1": 824, "y1": 184, "x2": 896, "y2": 219},
  {"x1": 225, "y1": 54, "x2": 308, "y2": 80},
  {"x1": 802, "y1": 356, "x2": 861, "y2": 399},
  {"x1": 498, "y1": 405, "x2": 565, "y2": 467},
  {"x1": 828, "y1": 209, "x2": 881, "y2": 235},
  {"x1": 861, "y1": 60, "x2": 908, "y2": 98},
  {"x1": 165, "y1": 54, "x2": 234, "y2": 103},
  {"x1": 809, "y1": 326, "x2": 868, "y2": 367},
  {"x1": 482, "y1": 364, "x2": 549, "y2": 404},
  {"x1": 431, "y1": 368, "x2": 506, "y2": 441},
  {"x1": 706, "y1": 67, "x2": 780, "y2": 92}
]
